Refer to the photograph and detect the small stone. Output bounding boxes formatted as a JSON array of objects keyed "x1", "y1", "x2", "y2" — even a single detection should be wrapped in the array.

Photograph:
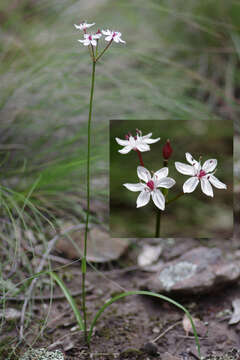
[
  {"x1": 0, "y1": 308, "x2": 21, "y2": 321},
  {"x1": 152, "y1": 326, "x2": 160, "y2": 334},
  {"x1": 142, "y1": 342, "x2": 159, "y2": 356}
]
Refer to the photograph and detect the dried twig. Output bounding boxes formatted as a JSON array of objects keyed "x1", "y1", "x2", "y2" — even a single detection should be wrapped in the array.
[{"x1": 152, "y1": 321, "x2": 182, "y2": 343}]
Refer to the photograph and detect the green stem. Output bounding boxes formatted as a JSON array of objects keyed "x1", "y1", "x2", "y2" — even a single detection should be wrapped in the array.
[
  {"x1": 82, "y1": 59, "x2": 96, "y2": 344},
  {"x1": 155, "y1": 209, "x2": 161, "y2": 237},
  {"x1": 167, "y1": 192, "x2": 184, "y2": 205},
  {"x1": 95, "y1": 39, "x2": 113, "y2": 62}
]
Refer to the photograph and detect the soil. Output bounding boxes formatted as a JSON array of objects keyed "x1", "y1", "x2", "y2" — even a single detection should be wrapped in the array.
[{"x1": 2, "y1": 237, "x2": 240, "y2": 360}]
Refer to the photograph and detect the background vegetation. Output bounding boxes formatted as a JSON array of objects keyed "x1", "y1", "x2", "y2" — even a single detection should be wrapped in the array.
[{"x1": 0, "y1": 0, "x2": 239, "y2": 356}]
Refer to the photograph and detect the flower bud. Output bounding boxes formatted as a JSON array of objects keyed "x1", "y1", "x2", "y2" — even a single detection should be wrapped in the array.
[{"x1": 162, "y1": 139, "x2": 173, "y2": 160}]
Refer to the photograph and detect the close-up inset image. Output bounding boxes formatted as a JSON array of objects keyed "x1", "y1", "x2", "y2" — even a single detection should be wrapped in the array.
[{"x1": 110, "y1": 119, "x2": 233, "y2": 238}]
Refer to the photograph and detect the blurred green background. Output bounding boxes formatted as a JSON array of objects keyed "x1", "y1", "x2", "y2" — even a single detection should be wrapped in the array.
[
  {"x1": 110, "y1": 120, "x2": 233, "y2": 238},
  {"x1": 0, "y1": 0, "x2": 239, "y2": 234}
]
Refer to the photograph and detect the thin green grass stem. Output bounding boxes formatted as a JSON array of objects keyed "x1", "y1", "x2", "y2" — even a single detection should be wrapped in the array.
[
  {"x1": 87, "y1": 290, "x2": 201, "y2": 357},
  {"x1": 82, "y1": 59, "x2": 96, "y2": 343}
]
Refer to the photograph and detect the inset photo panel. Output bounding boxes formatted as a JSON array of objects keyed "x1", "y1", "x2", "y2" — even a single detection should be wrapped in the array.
[{"x1": 110, "y1": 119, "x2": 233, "y2": 238}]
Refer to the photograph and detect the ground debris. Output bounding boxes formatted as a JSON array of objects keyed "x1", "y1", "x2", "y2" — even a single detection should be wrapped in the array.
[{"x1": 19, "y1": 348, "x2": 64, "y2": 360}]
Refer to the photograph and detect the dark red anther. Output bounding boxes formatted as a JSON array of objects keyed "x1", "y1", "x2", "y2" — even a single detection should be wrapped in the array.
[
  {"x1": 97, "y1": 29, "x2": 101, "y2": 34},
  {"x1": 125, "y1": 134, "x2": 129, "y2": 140},
  {"x1": 147, "y1": 180, "x2": 154, "y2": 191},
  {"x1": 162, "y1": 139, "x2": 173, "y2": 160}
]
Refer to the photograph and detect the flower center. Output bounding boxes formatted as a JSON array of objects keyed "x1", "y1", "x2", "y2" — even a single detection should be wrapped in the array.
[
  {"x1": 113, "y1": 32, "x2": 116, "y2": 37},
  {"x1": 89, "y1": 35, "x2": 92, "y2": 40},
  {"x1": 198, "y1": 169, "x2": 206, "y2": 179},
  {"x1": 147, "y1": 180, "x2": 154, "y2": 191}
]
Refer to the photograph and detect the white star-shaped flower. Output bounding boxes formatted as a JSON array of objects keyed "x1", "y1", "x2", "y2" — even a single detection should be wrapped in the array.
[
  {"x1": 78, "y1": 34, "x2": 98, "y2": 46},
  {"x1": 175, "y1": 152, "x2": 227, "y2": 197},
  {"x1": 74, "y1": 22, "x2": 95, "y2": 31},
  {"x1": 102, "y1": 29, "x2": 126, "y2": 43},
  {"x1": 124, "y1": 166, "x2": 176, "y2": 210},
  {"x1": 115, "y1": 131, "x2": 160, "y2": 154}
]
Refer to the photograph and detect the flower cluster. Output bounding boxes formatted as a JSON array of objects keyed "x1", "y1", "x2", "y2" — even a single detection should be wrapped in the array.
[
  {"x1": 74, "y1": 21, "x2": 125, "y2": 62},
  {"x1": 116, "y1": 129, "x2": 227, "y2": 211}
]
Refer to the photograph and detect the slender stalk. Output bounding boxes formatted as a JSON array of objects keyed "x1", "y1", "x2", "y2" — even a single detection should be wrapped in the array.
[
  {"x1": 82, "y1": 59, "x2": 96, "y2": 343},
  {"x1": 96, "y1": 39, "x2": 113, "y2": 62},
  {"x1": 167, "y1": 192, "x2": 184, "y2": 205},
  {"x1": 136, "y1": 149, "x2": 144, "y2": 166},
  {"x1": 155, "y1": 209, "x2": 161, "y2": 237}
]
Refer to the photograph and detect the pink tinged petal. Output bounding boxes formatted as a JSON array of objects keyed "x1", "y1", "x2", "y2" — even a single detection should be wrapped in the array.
[
  {"x1": 200, "y1": 177, "x2": 213, "y2": 197},
  {"x1": 123, "y1": 183, "x2": 145, "y2": 192},
  {"x1": 156, "y1": 177, "x2": 176, "y2": 189},
  {"x1": 115, "y1": 137, "x2": 129, "y2": 146},
  {"x1": 118, "y1": 145, "x2": 132, "y2": 154},
  {"x1": 136, "y1": 143, "x2": 150, "y2": 152},
  {"x1": 144, "y1": 137, "x2": 160, "y2": 144},
  {"x1": 129, "y1": 136, "x2": 136, "y2": 147},
  {"x1": 185, "y1": 152, "x2": 197, "y2": 165},
  {"x1": 175, "y1": 162, "x2": 195, "y2": 176},
  {"x1": 151, "y1": 189, "x2": 165, "y2": 210},
  {"x1": 208, "y1": 174, "x2": 227, "y2": 189},
  {"x1": 183, "y1": 177, "x2": 199, "y2": 193},
  {"x1": 137, "y1": 166, "x2": 151, "y2": 183},
  {"x1": 202, "y1": 159, "x2": 217, "y2": 173},
  {"x1": 136, "y1": 191, "x2": 150, "y2": 208},
  {"x1": 154, "y1": 167, "x2": 168, "y2": 180}
]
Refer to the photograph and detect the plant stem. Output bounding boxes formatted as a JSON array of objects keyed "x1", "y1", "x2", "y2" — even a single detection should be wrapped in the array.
[
  {"x1": 96, "y1": 39, "x2": 113, "y2": 62},
  {"x1": 155, "y1": 209, "x2": 161, "y2": 237},
  {"x1": 167, "y1": 192, "x2": 184, "y2": 205},
  {"x1": 82, "y1": 59, "x2": 96, "y2": 344},
  {"x1": 136, "y1": 149, "x2": 144, "y2": 166}
]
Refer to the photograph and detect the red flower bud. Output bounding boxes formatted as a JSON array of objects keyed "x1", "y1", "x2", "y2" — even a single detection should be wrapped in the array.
[{"x1": 162, "y1": 139, "x2": 173, "y2": 160}]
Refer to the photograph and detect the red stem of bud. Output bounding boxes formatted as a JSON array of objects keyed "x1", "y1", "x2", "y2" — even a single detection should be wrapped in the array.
[{"x1": 136, "y1": 150, "x2": 144, "y2": 167}]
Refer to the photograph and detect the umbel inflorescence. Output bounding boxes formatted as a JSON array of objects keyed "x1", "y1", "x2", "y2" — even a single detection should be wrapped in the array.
[{"x1": 74, "y1": 21, "x2": 125, "y2": 62}]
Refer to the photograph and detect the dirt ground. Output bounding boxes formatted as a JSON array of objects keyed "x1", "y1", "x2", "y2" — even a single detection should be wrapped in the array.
[{"x1": 2, "y1": 236, "x2": 240, "y2": 360}]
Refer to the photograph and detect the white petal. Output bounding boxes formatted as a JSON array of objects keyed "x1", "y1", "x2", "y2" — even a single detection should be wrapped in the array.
[
  {"x1": 208, "y1": 174, "x2": 227, "y2": 189},
  {"x1": 113, "y1": 37, "x2": 120, "y2": 43},
  {"x1": 119, "y1": 38, "x2": 126, "y2": 44},
  {"x1": 142, "y1": 133, "x2": 152, "y2": 139},
  {"x1": 183, "y1": 177, "x2": 199, "y2": 193},
  {"x1": 91, "y1": 39, "x2": 97, "y2": 46},
  {"x1": 136, "y1": 191, "x2": 150, "y2": 208},
  {"x1": 200, "y1": 177, "x2": 213, "y2": 197},
  {"x1": 185, "y1": 152, "x2": 198, "y2": 165},
  {"x1": 74, "y1": 24, "x2": 81, "y2": 29},
  {"x1": 137, "y1": 166, "x2": 151, "y2": 183},
  {"x1": 102, "y1": 29, "x2": 111, "y2": 35},
  {"x1": 202, "y1": 159, "x2": 217, "y2": 173},
  {"x1": 156, "y1": 177, "x2": 176, "y2": 189},
  {"x1": 136, "y1": 143, "x2": 150, "y2": 152},
  {"x1": 118, "y1": 145, "x2": 132, "y2": 154},
  {"x1": 144, "y1": 137, "x2": 160, "y2": 144},
  {"x1": 78, "y1": 39, "x2": 85, "y2": 43},
  {"x1": 154, "y1": 167, "x2": 168, "y2": 180},
  {"x1": 175, "y1": 162, "x2": 195, "y2": 176},
  {"x1": 123, "y1": 183, "x2": 145, "y2": 192},
  {"x1": 105, "y1": 35, "x2": 112, "y2": 42},
  {"x1": 115, "y1": 137, "x2": 129, "y2": 146},
  {"x1": 151, "y1": 189, "x2": 165, "y2": 210}
]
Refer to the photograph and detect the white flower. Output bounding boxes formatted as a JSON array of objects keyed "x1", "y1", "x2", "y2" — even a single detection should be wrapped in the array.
[
  {"x1": 175, "y1": 152, "x2": 227, "y2": 197},
  {"x1": 78, "y1": 34, "x2": 98, "y2": 46},
  {"x1": 124, "y1": 166, "x2": 176, "y2": 210},
  {"x1": 115, "y1": 130, "x2": 160, "y2": 154},
  {"x1": 74, "y1": 22, "x2": 95, "y2": 30},
  {"x1": 102, "y1": 29, "x2": 126, "y2": 43}
]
